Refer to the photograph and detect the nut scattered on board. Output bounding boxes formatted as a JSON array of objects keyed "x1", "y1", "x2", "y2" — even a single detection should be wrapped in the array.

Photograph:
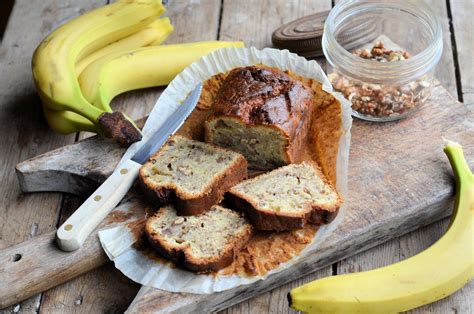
[{"x1": 329, "y1": 41, "x2": 431, "y2": 118}]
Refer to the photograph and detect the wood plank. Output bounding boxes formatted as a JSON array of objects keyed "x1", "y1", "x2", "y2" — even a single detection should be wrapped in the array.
[
  {"x1": 336, "y1": 1, "x2": 473, "y2": 312},
  {"x1": 0, "y1": 196, "x2": 144, "y2": 309},
  {"x1": 429, "y1": 0, "x2": 458, "y2": 96},
  {"x1": 217, "y1": 1, "x2": 334, "y2": 312},
  {"x1": 124, "y1": 82, "x2": 473, "y2": 313},
  {"x1": 9, "y1": 82, "x2": 473, "y2": 312},
  {"x1": 3, "y1": 1, "x2": 470, "y2": 312},
  {"x1": 38, "y1": 0, "x2": 223, "y2": 312},
  {"x1": 451, "y1": 0, "x2": 474, "y2": 109},
  {"x1": 221, "y1": 268, "x2": 333, "y2": 314},
  {"x1": 0, "y1": 0, "x2": 105, "y2": 312}
]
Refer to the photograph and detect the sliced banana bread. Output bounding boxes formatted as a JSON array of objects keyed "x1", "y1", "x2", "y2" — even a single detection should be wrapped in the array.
[
  {"x1": 204, "y1": 65, "x2": 314, "y2": 170},
  {"x1": 145, "y1": 205, "x2": 253, "y2": 272},
  {"x1": 139, "y1": 135, "x2": 247, "y2": 216},
  {"x1": 227, "y1": 161, "x2": 343, "y2": 231}
]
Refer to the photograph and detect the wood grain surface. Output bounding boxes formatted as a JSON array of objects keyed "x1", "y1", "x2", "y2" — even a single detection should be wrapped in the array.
[
  {"x1": 1, "y1": 0, "x2": 473, "y2": 313},
  {"x1": 334, "y1": 1, "x2": 474, "y2": 313},
  {"x1": 0, "y1": 195, "x2": 145, "y2": 309},
  {"x1": 40, "y1": 0, "x2": 223, "y2": 312},
  {"x1": 0, "y1": 0, "x2": 106, "y2": 312},
  {"x1": 8, "y1": 81, "x2": 473, "y2": 313},
  {"x1": 123, "y1": 81, "x2": 474, "y2": 313},
  {"x1": 451, "y1": 0, "x2": 474, "y2": 109}
]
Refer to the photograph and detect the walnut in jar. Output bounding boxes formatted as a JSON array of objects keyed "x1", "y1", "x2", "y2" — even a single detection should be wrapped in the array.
[{"x1": 329, "y1": 41, "x2": 430, "y2": 119}]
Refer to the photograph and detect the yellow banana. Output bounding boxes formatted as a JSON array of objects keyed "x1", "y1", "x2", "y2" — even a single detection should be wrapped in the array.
[
  {"x1": 75, "y1": 17, "x2": 173, "y2": 75},
  {"x1": 289, "y1": 140, "x2": 474, "y2": 313},
  {"x1": 32, "y1": 0, "x2": 165, "y2": 145},
  {"x1": 78, "y1": 41, "x2": 244, "y2": 111},
  {"x1": 51, "y1": 40, "x2": 240, "y2": 133},
  {"x1": 52, "y1": 16, "x2": 174, "y2": 133}
]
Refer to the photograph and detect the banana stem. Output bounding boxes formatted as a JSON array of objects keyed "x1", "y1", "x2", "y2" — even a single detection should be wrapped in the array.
[
  {"x1": 443, "y1": 140, "x2": 474, "y2": 231},
  {"x1": 444, "y1": 140, "x2": 474, "y2": 185}
]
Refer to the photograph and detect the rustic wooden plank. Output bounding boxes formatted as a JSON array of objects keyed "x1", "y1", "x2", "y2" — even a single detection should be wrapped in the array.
[
  {"x1": 9, "y1": 82, "x2": 473, "y2": 312},
  {"x1": 336, "y1": 1, "x2": 473, "y2": 312},
  {"x1": 217, "y1": 1, "x2": 334, "y2": 312},
  {"x1": 0, "y1": 195, "x2": 144, "y2": 309},
  {"x1": 0, "y1": 0, "x2": 106, "y2": 312},
  {"x1": 428, "y1": 0, "x2": 458, "y2": 96},
  {"x1": 451, "y1": 0, "x2": 474, "y2": 109},
  {"x1": 5, "y1": 1, "x2": 472, "y2": 312},
  {"x1": 38, "y1": 0, "x2": 223, "y2": 312},
  {"x1": 222, "y1": 269, "x2": 333, "y2": 314},
  {"x1": 124, "y1": 82, "x2": 473, "y2": 313},
  {"x1": 37, "y1": 196, "x2": 142, "y2": 314}
]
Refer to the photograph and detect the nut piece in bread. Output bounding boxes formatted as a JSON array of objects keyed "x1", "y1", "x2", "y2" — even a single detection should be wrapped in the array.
[
  {"x1": 227, "y1": 161, "x2": 343, "y2": 231},
  {"x1": 139, "y1": 135, "x2": 247, "y2": 216},
  {"x1": 204, "y1": 65, "x2": 313, "y2": 170},
  {"x1": 145, "y1": 205, "x2": 253, "y2": 272}
]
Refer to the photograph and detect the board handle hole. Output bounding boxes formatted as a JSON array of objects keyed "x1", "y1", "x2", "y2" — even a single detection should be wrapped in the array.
[{"x1": 12, "y1": 253, "x2": 22, "y2": 262}]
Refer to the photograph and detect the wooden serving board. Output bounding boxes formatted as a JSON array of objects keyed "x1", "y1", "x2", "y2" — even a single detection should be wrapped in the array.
[{"x1": 2, "y1": 82, "x2": 473, "y2": 312}]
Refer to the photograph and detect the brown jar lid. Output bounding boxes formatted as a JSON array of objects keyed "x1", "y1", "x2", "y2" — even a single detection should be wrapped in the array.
[{"x1": 272, "y1": 11, "x2": 378, "y2": 58}]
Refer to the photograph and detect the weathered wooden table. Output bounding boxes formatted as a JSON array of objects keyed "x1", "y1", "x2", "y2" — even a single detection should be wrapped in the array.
[{"x1": 0, "y1": 0, "x2": 472, "y2": 313}]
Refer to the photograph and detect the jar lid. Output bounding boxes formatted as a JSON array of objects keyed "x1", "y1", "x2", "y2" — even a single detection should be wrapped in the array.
[{"x1": 272, "y1": 11, "x2": 377, "y2": 58}]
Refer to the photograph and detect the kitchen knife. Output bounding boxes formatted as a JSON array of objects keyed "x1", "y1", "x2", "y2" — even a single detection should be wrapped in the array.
[{"x1": 56, "y1": 83, "x2": 203, "y2": 251}]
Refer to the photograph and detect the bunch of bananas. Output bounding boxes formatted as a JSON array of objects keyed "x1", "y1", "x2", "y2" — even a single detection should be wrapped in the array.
[
  {"x1": 289, "y1": 140, "x2": 473, "y2": 313},
  {"x1": 33, "y1": 0, "x2": 244, "y2": 146}
]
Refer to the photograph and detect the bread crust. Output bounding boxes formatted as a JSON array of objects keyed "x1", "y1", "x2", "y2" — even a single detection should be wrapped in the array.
[
  {"x1": 226, "y1": 192, "x2": 312, "y2": 231},
  {"x1": 139, "y1": 136, "x2": 248, "y2": 216},
  {"x1": 227, "y1": 161, "x2": 343, "y2": 231},
  {"x1": 145, "y1": 208, "x2": 253, "y2": 272},
  {"x1": 204, "y1": 65, "x2": 314, "y2": 169}
]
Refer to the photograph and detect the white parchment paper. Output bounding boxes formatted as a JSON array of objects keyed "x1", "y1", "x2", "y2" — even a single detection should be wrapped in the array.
[{"x1": 99, "y1": 47, "x2": 352, "y2": 294}]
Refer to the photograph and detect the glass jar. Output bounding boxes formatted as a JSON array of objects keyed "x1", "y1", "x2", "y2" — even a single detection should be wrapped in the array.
[{"x1": 322, "y1": 0, "x2": 443, "y2": 122}]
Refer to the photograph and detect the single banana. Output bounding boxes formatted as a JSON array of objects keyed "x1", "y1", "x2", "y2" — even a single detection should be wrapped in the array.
[
  {"x1": 78, "y1": 41, "x2": 244, "y2": 111},
  {"x1": 75, "y1": 17, "x2": 173, "y2": 75},
  {"x1": 32, "y1": 0, "x2": 165, "y2": 145},
  {"x1": 289, "y1": 140, "x2": 473, "y2": 313}
]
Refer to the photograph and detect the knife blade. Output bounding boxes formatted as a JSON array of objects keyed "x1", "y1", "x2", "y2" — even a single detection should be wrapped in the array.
[{"x1": 56, "y1": 83, "x2": 203, "y2": 251}]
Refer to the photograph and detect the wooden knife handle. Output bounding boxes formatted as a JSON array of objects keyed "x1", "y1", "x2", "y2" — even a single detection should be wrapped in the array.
[{"x1": 56, "y1": 159, "x2": 141, "y2": 251}]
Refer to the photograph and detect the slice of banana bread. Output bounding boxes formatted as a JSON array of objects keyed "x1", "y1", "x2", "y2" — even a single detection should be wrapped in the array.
[
  {"x1": 227, "y1": 161, "x2": 343, "y2": 231},
  {"x1": 145, "y1": 205, "x2": 253, "y2": 272},
  {"x1": 204, "y1": 65, "x2": 314, "y2": 170},
  {"x1": 139, "y1": 135, "x2": 247, "y2": 216}
]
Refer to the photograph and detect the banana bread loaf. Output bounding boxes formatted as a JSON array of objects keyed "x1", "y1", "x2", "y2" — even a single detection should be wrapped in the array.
[
  {"x1": 139, "y1": 135, "x2": 247, "y2": 216},
  {"x1": 145, "y1": 205, "x2": 253, "y2": 272},
  {"x1": 204, "y1": 65, "x2": 314, "y2": 170},
  {"x1": 227, "y1": 161, "x2": 342, "y2": 231}
]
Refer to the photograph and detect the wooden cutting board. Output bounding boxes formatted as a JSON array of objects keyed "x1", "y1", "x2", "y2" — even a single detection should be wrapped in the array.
[{"x1": 2, "y1": 82, "x2": 473, "y2": 312}]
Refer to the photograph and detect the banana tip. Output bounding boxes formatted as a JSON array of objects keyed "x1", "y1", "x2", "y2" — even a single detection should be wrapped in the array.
[{"x1": 442, "y1": 137, "x2": 462, "y2": 149}]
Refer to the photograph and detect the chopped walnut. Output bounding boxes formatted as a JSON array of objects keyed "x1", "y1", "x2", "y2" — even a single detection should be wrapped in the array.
[
  {"x1": 177, "y1": 165, "x2": 193, "y2": 176},
  {"x1": 173, "y1": 217, "x2": 185, "y2": 225},
  {"x1": 330, "y1": 41, "x2": 430, "y2": 118}
]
